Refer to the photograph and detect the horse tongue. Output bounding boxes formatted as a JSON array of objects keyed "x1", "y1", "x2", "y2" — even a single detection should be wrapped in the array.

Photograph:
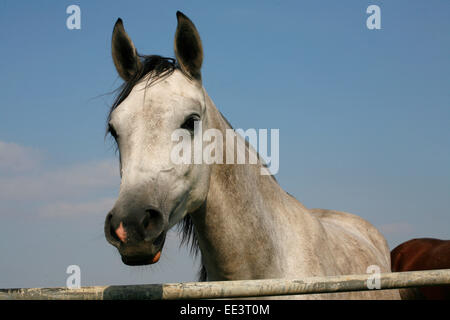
[{"x1": 152, "y1": 251, "x2": 161, "y2": 263}]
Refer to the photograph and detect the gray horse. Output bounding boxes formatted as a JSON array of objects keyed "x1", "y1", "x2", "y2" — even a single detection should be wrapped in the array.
[{"x1": 104, "y1": 11, "x2": 399, "y2": 299}]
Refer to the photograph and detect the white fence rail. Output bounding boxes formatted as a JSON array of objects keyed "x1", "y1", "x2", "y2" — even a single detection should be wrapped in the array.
[{"x1": 1, "y1": 269, "x2": 449, "y2": 300}]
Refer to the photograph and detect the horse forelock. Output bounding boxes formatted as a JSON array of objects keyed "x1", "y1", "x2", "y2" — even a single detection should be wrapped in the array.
[{"x1": 106, "y1": 54, "x2": 178, "y2": 138}]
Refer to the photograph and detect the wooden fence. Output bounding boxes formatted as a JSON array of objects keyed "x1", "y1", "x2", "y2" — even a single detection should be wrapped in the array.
[{"x1": 1, "y1": 269, "x2": 449, "y2": 300}]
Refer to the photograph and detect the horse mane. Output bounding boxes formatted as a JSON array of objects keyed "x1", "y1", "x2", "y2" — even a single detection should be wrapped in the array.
[
  {"x1": 177, "y1": 214, "x2": 207, "y2": 281},
  {"x1": 107, "y1": 54, "x2": 277, "y2": 282}
]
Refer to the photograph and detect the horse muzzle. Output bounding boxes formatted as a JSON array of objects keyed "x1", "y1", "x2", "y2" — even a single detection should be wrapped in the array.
[{"x1": 104, "y1": 208, "x2": 167, "y2": 266}]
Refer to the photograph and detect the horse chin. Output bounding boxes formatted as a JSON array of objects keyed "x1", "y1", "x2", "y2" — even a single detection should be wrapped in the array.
[
  {"x1": 121, "y1": 251, "x2": 162, "y2": 266},
  {"x1": 119, "y1": 233, "x2": 166, "y2": 266}
]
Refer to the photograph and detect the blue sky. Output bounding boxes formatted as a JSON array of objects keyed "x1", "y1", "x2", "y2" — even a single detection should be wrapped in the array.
[{"x1": 0, "y1": 1, "x2": 449, "y2": 288}]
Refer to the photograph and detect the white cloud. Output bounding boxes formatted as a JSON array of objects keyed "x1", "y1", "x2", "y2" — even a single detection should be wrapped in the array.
[
  {"x1": 38, "y1": 197, "x2": 116, "y2": 218},
  {"x1": 0, "y1": 141, "x2": 42, "y2": 173},
  {"x1": 0, "y1": 140, "x2": 120, "y2": 218},
  {"x1": 0, "y1": 158, "x2": 119, "y2": 201},
  {"x1": 379, "y1": 222, "x2": 414, "y2": 236}
]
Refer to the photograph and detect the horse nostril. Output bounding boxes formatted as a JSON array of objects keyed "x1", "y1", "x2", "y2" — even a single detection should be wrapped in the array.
[
  {"x1": 105, "y1": 212, "x2": 121, "y2": 245},
  {"x1": 110, "y1": 225, "x2": 120, "y2": 242},
  {"x1": 140, "y1": 208, "x2": 165, "y2": 244},
  {"x1": 147, "y1": 209, "x2": 160, "y2": 219},
  {"x1": 143, "y1": 209, "x2": 161, "y2": 230},
  {"x1": 115, "y1": 221, "x2": 128, "y2": 243},
  {"x1": 142, "y1": 214, "x2": 150, "y2": 229}
]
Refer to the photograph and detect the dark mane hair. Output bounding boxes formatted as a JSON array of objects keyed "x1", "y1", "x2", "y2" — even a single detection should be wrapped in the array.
[
  {"x1": 107, "y1": 54, "x2": 178, "y2": 124},
  {"x1": 177, "y1": 214, "x2": 208, "y2": 281},
  {"x1": 106, "y1": 54, "x2": 207, "y2": 281}
]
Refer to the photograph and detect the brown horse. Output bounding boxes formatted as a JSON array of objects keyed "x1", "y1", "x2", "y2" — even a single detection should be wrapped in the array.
[{"x1": 391, "y1": 238, "x2": 450, "y2": 299}]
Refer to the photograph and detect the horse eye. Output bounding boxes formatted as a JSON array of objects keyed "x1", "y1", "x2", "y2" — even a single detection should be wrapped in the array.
[
  {"x1": 181, "y1": 115, "x2": 200, "y2": 132},
  {"x1": 108, "y1": 124, "x2": 118, "y2": 139}
]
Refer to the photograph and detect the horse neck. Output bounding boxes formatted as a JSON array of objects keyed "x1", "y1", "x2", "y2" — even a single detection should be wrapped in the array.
[{"x1": 190, "y1": 91, "x2": 309, "y2": 280}]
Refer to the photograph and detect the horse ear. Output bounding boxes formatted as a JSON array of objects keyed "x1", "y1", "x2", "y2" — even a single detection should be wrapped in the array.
[
  {"x1": 111, "y1": 18, "x2": 142, "y2": 81},
  {"x1": 174, "y1": 11, "x2": 203, "y2": 81}
]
